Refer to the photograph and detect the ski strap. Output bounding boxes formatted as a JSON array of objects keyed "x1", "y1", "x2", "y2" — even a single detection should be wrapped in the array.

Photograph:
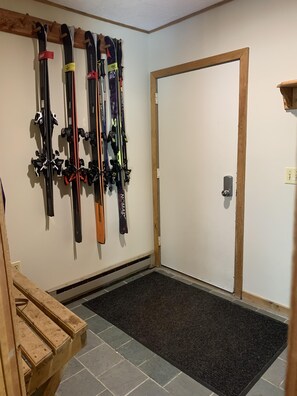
[
  {"x1": 38, "y1": 50, "x2": 54, "y2": 60},
  {"x1": 108, "y1": 63, "x2": 118, "y2": 72},
  {"x1": 64, "y1": 62, "x2": 76, "y2": 72},
  {"x1": 87, "y1": 70, "x2": 98, "y2": 79}
]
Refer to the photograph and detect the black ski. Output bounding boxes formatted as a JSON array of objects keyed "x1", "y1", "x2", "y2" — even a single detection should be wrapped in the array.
[
  {"x1": 61, "y1": 24, "x2": 86, "y2": 243},
  {"x1": 85, "y1": 31, "x2": 105, "y2": 244},
  {"x1": 32, "y1": 22, "x2": 63, "y2": 216},
  {"x1": 97, "y1": 38, "x2": 112, "y2": 191},
  {"x1": 116, "y1": 40, "x2": 131, "y2": 185},
  {"x1": 105, "y1": 36, "x2": 129, "y2": 234}
]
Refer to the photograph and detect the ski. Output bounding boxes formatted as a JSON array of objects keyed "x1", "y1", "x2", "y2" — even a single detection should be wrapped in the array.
[
  {"x1": 32, "y1": 22, "x2": 63, "y2": 217},
  {"x1": 61, "y1": 24, "x2": 86, "y2": 243},
  {"x1": 97, "y1": 37, "x2": 112, "y2": 191},
  {"x1": 85, "y1": 31, "x2": 105, "y2": 244},
  {"x1": 116, "y1": 39, "x2": 131, "y2": 185},
  {"x1": 105, "y1": 36, "x2": 129, "y2": 234}
]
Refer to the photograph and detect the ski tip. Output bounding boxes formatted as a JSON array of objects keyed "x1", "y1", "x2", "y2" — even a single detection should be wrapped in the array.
[
  {"x1": 120, "y1": 227, "x2": 128, "y2": 235},
  {"x1": 75, "y1": 232, "x2": 82, "y2": 243}
]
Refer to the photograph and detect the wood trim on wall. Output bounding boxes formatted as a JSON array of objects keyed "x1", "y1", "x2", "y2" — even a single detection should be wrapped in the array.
[
  {"x1": 0, "y1": 192, "x2": 26, "y2": 395},
  {"x1": 150, "y1": 74, "x2": 160, "y2": 266},
  {"x1": 242, "y1": 291, "x2": 290, "y2": 317},
  {"x1": 234, "y1": 48, "x2": 249, "y2": 297},
  {"x1": 33, "y1": 0, "x2": 234, "y2": 34},
  {"x1": 149, "y1": 0, "x2": 234, "y2": 33},
  {"x1": 151, "y1": 48, "x2": 249, "y2": 298},
  {"x1": 33, "y1": 0, "x2": 149, "y2": 33},
  {"x1": 286, "y1": 189, "x2": 297, "y2": 395},
  {"x1": 0, "y1": 7, "x2": 105, "y2": 50}
]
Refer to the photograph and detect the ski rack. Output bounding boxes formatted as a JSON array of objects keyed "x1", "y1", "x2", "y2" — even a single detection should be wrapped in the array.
[{"x1": 0, "y1": 7, "x2": 106, "y2": 51}]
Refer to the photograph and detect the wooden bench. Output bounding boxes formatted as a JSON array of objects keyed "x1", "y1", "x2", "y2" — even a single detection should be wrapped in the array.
[{"x1": 11, "y1": 267, "x2": 87, "y2": 395}]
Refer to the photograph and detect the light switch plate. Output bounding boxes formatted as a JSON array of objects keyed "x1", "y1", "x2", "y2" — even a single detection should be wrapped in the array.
[{"x1": 285, "y1": 167, "x2": 297, "y2": 184}]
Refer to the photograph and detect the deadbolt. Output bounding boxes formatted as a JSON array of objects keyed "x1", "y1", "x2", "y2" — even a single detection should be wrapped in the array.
[{"x1": 222, "y1": 175, "x2": 233, "y2": 197}]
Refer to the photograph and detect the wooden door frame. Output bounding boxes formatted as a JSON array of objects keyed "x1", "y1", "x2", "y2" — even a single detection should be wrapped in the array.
[
  {"x1": 151, "y1": 47, "x2": 249, "y2": 297},
  {"x1": 286, "y1": 154, "x2": 297, "y2": 395}
]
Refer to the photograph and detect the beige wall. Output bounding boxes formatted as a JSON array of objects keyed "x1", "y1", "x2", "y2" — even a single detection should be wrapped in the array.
[{"x1": 0, "y1": 0, "x2": 153, "y2": 290}]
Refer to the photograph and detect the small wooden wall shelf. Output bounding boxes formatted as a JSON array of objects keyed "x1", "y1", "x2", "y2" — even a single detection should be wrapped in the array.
[
  {"x1": 277, "y1": 80, "x2": 297, "y2": 110},
  {"x1": 0, "y1": 7, "x2": 104, "y2": 50}
]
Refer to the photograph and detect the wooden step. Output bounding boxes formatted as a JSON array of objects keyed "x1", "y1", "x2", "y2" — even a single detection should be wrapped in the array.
[{"x1": 12, "y1": 268, "x2": 87, "y2": 395}]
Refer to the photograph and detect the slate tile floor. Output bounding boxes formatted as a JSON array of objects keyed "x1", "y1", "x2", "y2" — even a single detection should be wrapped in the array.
[{"x1": 56, "y1": 267, "x2": 288, "y2": 396}]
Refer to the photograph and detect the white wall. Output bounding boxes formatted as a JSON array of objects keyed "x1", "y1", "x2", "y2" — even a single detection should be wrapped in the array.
[
  {"x1": 149, "y1": 0, "x2": 297, "y2": 307},
  {"x1": 0, "y1": 0, "x2": 153, "y2": 290}
]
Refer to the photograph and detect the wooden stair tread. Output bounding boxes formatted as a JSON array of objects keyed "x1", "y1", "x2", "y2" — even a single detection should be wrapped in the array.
[
  {"x1": 11, "y1": 268, "x2": 87, "y2": 395},
  {"x1": 14, "y1": 286, "x2": 71, "y2": 354},
  {"x1": 12, "y1": 267, "x2": 86, "y2": 338},
  {"x1": 17, "y1": 316, "x2": 53, "y2": 368}
]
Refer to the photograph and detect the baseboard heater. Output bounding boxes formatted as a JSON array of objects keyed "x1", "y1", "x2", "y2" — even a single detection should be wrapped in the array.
[{"x1": 48, "y1": 254, "x2": 152, "y2": 303}]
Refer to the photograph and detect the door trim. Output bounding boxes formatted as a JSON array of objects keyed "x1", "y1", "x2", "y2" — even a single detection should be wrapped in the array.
[{"x1": 150, "y1": 48, "x2": 249, "y2": 297}]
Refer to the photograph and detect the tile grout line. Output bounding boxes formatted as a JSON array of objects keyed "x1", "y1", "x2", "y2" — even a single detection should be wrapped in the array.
[
  {"x1": 84, "y1": 288, "x2": 110, "y2": 300},
  {"x1": 77, "y1": 349, "x2": 122, "y2": 394},
  {"x1": 135, "y1": 355, "x2": 155, "y2": 368},
  {"x1": 89, "y1": 328, "x2": 106, "y2": 337},
  {"x1": 136, "y1": 368, "x2": 172, "y2": 393},
  {"x1": 137, "y1": 353, "x2": 157, "y2": 368},
  {"x1": 77, "y1": 342, "x2": 104, "y2": 359},
  {"x1": 67, "y1": 303, "x2": 82, "y2": 310},
  {"x1": 77, "y1": 334, "x2": 123, "y2": 361},
  {"x1": 96, "y1": 358, "x2": 149, "y2": 396},
  {"x1": 96, "y1": 377, "x2": 116, "y2": 396},
  {"x1": 123, "y1": 378, "x2": 149, "y2": 396},
  {"x1": 162, "y1": 371, "x2": 182, "y2": 388},
  {"x1": 279, "y1": 379, "x2": 285, "y2": 390},
  {"x1": 115, "y1": 338, "x2": 132, "y2": 351},
  {"x1": 135, "y1": 355, "x2": 181, "y2": 390},
  {"x1": 60, "y1": 367, "x2": 85, "y2": 384},
  {"x1": 85, "y1": 313, "x2": 98, "y2": 320},
  {"x1": 95, "y1": 358, "x2": 124, "y2": 379},
  {"x1": 59, "y1": 363, "x2": 116, "y2": 396},
  {"x1": 262, "y1": 376, "x2": 285, "y2": 389},
  {"x1": 97, "y1": 325, "x2": 115, "y2": 335}
]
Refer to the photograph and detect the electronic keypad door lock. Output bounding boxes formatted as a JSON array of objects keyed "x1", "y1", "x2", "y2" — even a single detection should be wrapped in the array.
[{"x1": 221, "y1": 175, "x2": 233, "y2": 197}]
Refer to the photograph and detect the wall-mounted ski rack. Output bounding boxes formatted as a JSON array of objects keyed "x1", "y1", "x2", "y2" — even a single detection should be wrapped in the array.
[{"x1": 0, "y1": 7, "x2": 105, "y2": 51}]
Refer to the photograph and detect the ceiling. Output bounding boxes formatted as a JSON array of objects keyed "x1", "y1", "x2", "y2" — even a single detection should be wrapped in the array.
[{"x1": 40, "y1": 0, "x2": 229, "y2": 33}]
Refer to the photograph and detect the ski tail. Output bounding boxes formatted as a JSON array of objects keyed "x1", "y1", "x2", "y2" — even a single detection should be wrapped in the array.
[
  {"x1": 95, "y1": 201, "x2": 105, "y2": 243},
  {"x1": 117, "y1": 183, "x2": 128, "y2": 234}
]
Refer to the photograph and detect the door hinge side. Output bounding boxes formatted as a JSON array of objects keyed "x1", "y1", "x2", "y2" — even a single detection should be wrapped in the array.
[{"x1": 155, "y1": 92, "x2": 158, "y2": 105}]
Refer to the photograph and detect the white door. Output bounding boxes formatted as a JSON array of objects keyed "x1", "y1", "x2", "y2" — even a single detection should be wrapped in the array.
[{"x1": 158, "y1": 61, "x2": 239, "y2": 292}]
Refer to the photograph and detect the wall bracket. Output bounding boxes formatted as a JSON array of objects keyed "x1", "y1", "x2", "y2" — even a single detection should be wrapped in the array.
[{"x1": 277, "y1": 80, "x2": 297, "y2": 110}]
